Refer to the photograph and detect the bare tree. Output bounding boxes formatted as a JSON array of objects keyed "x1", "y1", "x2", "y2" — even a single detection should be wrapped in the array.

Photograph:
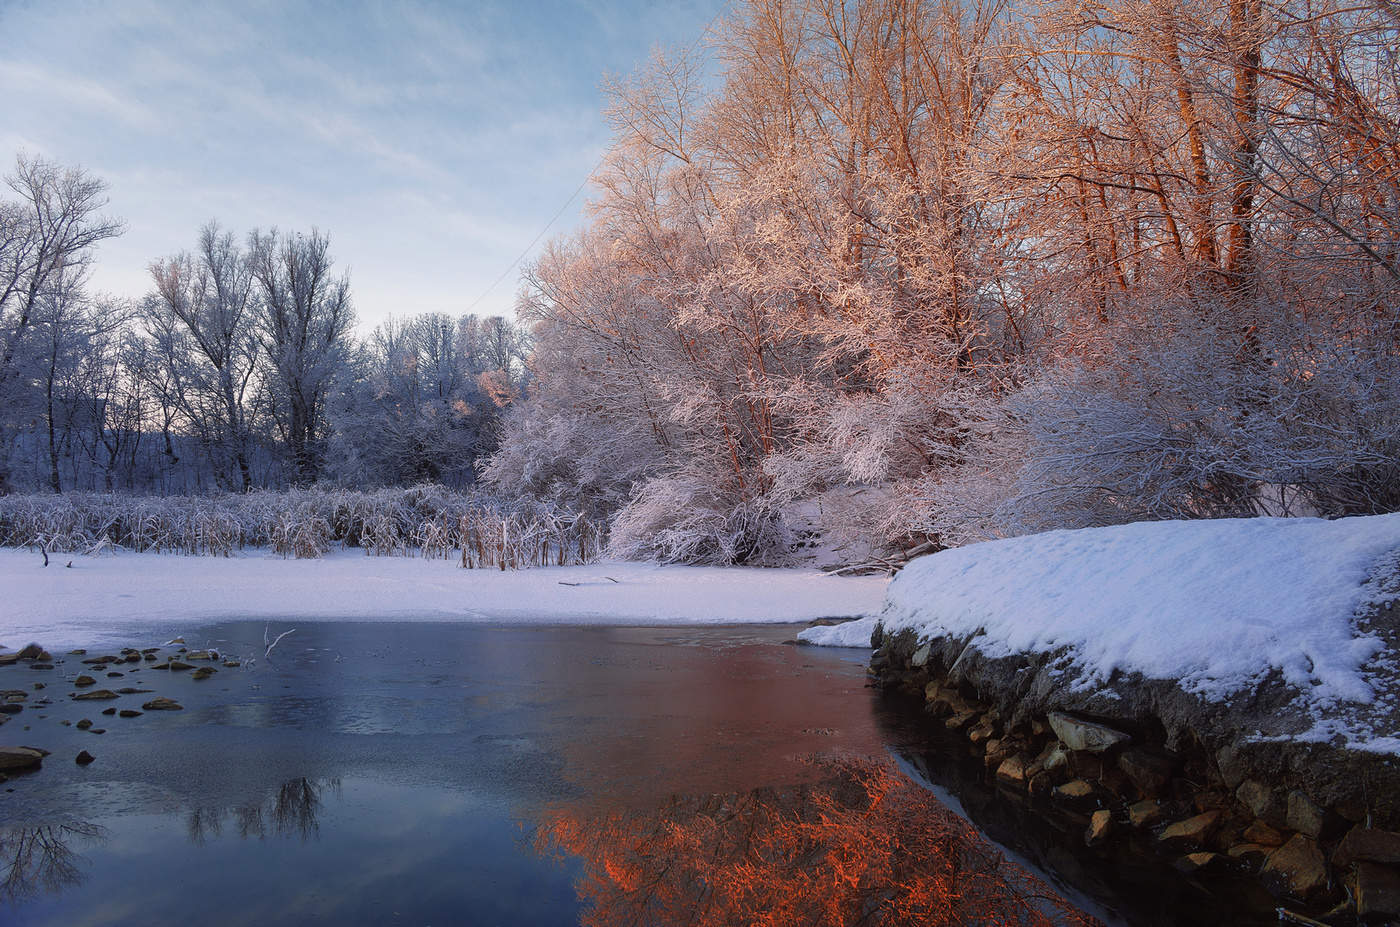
[
  {"x1": 0, "y1": 155, "x2": 122, "y2": 492},
  {"x1": 147, "y1": 222, "x2": 259, "y2": 491},
  {"x1": 248, "y1": 228, "x2": 354, "y2": 485}
]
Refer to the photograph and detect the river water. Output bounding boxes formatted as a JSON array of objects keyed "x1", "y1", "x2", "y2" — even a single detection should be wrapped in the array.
[{"x1": 2, "y1": 622, "x2": 1103, "y2": 926}]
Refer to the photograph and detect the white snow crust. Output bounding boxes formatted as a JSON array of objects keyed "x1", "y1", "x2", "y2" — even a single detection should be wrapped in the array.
[
  {"x1": 801, "y1": 514, "x2": 1400, "y2": 708},
  {"x1": 0, "y1": 549, "x2": 888, "y2": 651}
]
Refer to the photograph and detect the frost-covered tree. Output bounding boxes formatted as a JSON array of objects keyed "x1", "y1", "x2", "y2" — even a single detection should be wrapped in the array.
[{"x1": 248, "y1": 228, "x2": 354, "y2": 486}]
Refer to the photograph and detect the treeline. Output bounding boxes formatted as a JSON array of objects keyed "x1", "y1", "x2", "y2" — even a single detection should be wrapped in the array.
[
  {"x1": 489, "y1": 0, "x2": 1400, "y2": 562},
  {"x1": 0, "y1": 162, "x2": 528, "y2": 494}
]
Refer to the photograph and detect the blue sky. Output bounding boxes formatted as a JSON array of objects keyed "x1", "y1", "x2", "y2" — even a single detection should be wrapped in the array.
[{"x1": 1, "y1": 0, "x2": 724, "y2": 329}]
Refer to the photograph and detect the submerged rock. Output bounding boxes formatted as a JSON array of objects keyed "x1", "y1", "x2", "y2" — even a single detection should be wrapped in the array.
[{"x1": 0, "y1": 746, "x2": 44, "y2": 770}]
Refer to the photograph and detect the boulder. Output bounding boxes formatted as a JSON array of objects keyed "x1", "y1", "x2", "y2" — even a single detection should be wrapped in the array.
[
  {"x1": 74, "y1": 750, "x2": 95, "y2": 765},
  {"x1": 996, "y1": 755, "x2": 1029, "y2": 785},
  {"x1": 1236, "y1": 780, "x2": 1286, "y2": 827},
  {"x1": 1286, "y1": 790, "x2": 1326, "y2": 838},
  {"x1": 1047, "y1": 712, "x2": 1131, "y2": 754},
  {"x1": 73, "y1": 675, "x2": 96, "y2": 687},
  {"x1": 1261, "y1": 834, "x2": 1328, "y2": 901},
  {"x1": 141, "y1": 697, "x2": 183, "y2": 711},
  {"x1": 1159, "y1": 811, "x2": 1221, "y2": 848},
  {"x1": 0, "y1": 746, "x2": 44, "y2": 769},
  {"x1": 118, "y1": 709, "x2": 141, "y2": 718},
  {"x1": 1242, "y1": 820, "x2": 1286, "y2": 847},
  {"x1": 1356, "y1": 862, "x2": 1400, "y2": 919},
  {"x1": 1227, "y1": 843, "x2": 1272, "y2": 868},
  {"x1": 1334, "y1": 827, "x2": 1400, "y2": 868},
  {"x1": 72, "y1": 689, "x2": 119, "y2": 701},
  {"x1": 1129, "y1": 800, "x2": 1163, "y2": 828},
  {"x1": 1086, "y1": 809, "x2": 1113, "y2": 846}
]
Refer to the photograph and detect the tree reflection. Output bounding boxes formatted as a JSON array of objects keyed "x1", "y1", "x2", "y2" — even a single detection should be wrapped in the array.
[
  {"x1": 0, "y1": 821, "x2": 107, "y2": 903},
  {"x1": 537, "y1": 759, "x2": 1099, "y2": 927},
  {"x1": 187, "y1": 777, "x2": 340, "y2": 845}
]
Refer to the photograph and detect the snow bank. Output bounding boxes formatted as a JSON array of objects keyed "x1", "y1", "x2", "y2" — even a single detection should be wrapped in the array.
[
  {"x1": 0, "y1": 549, "x2": 888, "y2": 650},
  {"x1": 800, "y1": 515, "x2": 1400, "y2": 706}
]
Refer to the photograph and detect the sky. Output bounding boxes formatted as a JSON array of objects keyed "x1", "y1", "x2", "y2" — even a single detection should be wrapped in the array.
[{"x1": 1, "y1": 0, "x2": 724, "y2": 331}]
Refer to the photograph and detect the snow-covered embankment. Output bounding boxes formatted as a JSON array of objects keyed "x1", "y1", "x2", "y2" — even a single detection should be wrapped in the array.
[{"x1": 802, "y1": 515, "x2": 1400, "y2": 914}]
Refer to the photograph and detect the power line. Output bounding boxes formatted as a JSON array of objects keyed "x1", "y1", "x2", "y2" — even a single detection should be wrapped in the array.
[{"x1": 462, "y1": 164, "x2": 599, "y2": 315}]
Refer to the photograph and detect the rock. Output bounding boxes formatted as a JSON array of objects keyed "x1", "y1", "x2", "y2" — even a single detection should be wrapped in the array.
[
  {"x1": 116, "y1": 688, "x2": 151, "y2": 695},
  {"x1": 141, "y1": 697, "x2": 183, "y2": 711},
  {"x1": 1236, "y1": 780, "x2": 1286, "y2": 828},
  {"x1": 996, "y1": 755, "x2": 1029, "y2": 785},
  {"x1": 910, "y1": 643, "x2": 931, "y2": 667},
  {"x1": 74, "y1": 675, "x2": 96, "y2": 687},
  {"x1": 1261, "y1": 834, "x2": 1328, "y2": 901},
  {"x1": 68, "y1": 649, "x2": 86, "y2": 656},
  {"x1": 81, "y1": 655, "x2": 118, "y2": 665},
  {"x1": 123, "y1": 653, "x2": 141, "y2": 663},
  {"x1": 0, "y1": 653, "x2": 18, "y2": 666},
  {"x1": 222, "y1": 660, "x2": 241, "y2": 668},
  {"x1": 72, "y1": 689, "x2": 119, "y2": 701},
  {"x1": 100, "y1": 707, "x2": 115, "y2": 716},
  {"x1": 0, "y1": 746, "x2": 44, "y2": 769},
  {"x1": 967, "y1": 721, "x2": 995, "y2": 744},
  {"x1": 1086, "y1": 809, "x2": 1113, "y2": 846},
  {"x1": 1286, "y1": 790, "x2": 1327, "y2": 838},
  {"x1": 1043, "y1": 744, "x2": 1072, "y2": 775},
  {"x1": 166, "y1": 637, "x2": 184, "y2": 644},
  {"x1": 143, "y1": 653, "x2": 156, "y2": 661},
  {"x1": 1242, "y1": 820, "x2": 1287, "y2": 848},
  {"x1": 1159, "y1": 811, "x2": 1221, "y2": 848},
  {"x1": 1227, "y1": 843, "x2": 1272, "y2": 868},
  {"x1": 190, "y1": 667, "x2": 216, "y2": 680},
  {"x1": 16, "y1": 644, "x2": 46, "y2": 660},
  {"x1": 945, "y1": 709, "x2": 979, "y2": 731},
  {"x1": 1053, "y1": 779, "x2": 1098, "y2": 808},
  {"x1": 28, "y1": 663, "x2": 53, "y2": 670},
  {"x1": 89, "y1": 728, "x2": 104, "y2": 734},
  {"x1": 75, "y1": 719, "x2": 92, "y2": 730},
  {"x1": 1047, "y1": 712, "x2": 1131, "y2": 754},
  {"x1": 1129, "y1": 800, "x2": 1163, "y2": 828},
  {"x1": 1027, "y1": 771, "x2": 1053, "y2": 798},
  {"x1": 75, "y1": 750, "x2": 95, "y2": 765},
  {"x1": 1174, "y1": 851, "x2": 1225, "y2": 874},
  {"x1": 0, "y1": 705, "x2": 21, "y2": 715},
  {"x1": 31, "y1": 683, "x2": 43, "y2": 690},
  {"x1": 105, "y1": 672, "x2": 123, "y2": 678},
  {"x1": 1334, "y1": 827, "x2": 1400, "y2": 868},
  {"x1": 1356, "y1": 861, "x2": 1400, "y2": 919},
  {"x1": 1117, "y1": 748, "x2": 1174, "y2": 797},
  {"x1": 167, "y1": 661, "x2": 194, "y2": 672},
  {"x1": 184, "y1": 650, "x2": 214, "y2": 661},
  {"x1": 118, "y1": 709, "x2": 141, "y2": 718}
]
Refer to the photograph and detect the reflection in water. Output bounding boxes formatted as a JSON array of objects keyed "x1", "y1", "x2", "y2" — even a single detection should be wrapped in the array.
[
  {"x1": 537, "y1": 758, "x2": 1101, "y2": 927},
  {"x1": 0, "y1": 821, "x2": 107, "y2": 903},
  {"x1": 186, "y1": 777, "x2": 341, "y2": 845}
]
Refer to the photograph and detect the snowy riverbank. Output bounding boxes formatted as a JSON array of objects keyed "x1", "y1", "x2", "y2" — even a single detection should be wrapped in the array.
[
  {"x1": 0, "y1": 549, "x2": 889, "y2": 650},
  {"x1": 801, "y1": 514, "x2": 1400, "y2": 740}
]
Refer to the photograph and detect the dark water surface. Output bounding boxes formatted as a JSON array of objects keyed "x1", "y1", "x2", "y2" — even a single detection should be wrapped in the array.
[{"x1": 2, "y1": 623, "x2": 1099, "y2": 927}]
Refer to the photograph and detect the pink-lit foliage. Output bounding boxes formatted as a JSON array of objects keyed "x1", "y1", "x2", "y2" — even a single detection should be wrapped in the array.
[{"x1": 488, "y1": 0, "x2": 1400, "y2": 562}]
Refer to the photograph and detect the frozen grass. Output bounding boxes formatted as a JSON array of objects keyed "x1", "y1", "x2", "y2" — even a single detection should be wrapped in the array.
[{"x1": 0, "y1": 486, "x2": 604, "y2": 568}]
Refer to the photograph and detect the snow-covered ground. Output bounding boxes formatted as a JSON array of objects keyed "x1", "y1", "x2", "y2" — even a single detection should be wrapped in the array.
[
  {"x1": 0, "y1": 549, "x2": 889, "y2": 651},
  {"x1": 801, "y1": 514, "x2": 1400, "y2": 711}
]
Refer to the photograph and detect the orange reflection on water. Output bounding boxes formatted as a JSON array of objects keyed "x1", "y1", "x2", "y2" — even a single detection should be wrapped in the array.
[{"x1": 538, "y1": 758, "x2": 1102, "y2": 927}]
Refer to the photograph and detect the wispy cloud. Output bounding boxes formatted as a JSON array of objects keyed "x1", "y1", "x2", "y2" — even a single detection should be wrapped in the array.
[{"x1": 0, "y1": 0, "x2": 725, "y2": 325}]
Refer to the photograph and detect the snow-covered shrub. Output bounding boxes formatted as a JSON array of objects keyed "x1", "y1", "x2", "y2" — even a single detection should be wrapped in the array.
[{"x1": 606, "y1": 471, "x2": 790, "y2": 565}]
